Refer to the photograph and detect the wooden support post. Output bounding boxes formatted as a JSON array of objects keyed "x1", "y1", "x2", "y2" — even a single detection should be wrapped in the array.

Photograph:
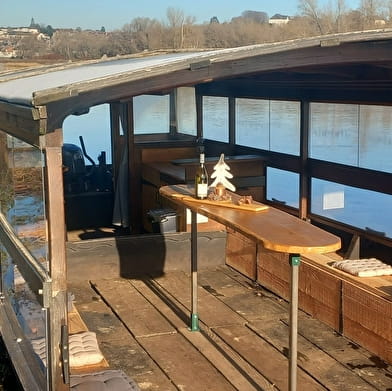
[
  {"x1": 44, "y1": 131, "x2": 69, "y2": 391},
  {"x1": 345, "y1": 234, "x2": 360, "y2": 259}
]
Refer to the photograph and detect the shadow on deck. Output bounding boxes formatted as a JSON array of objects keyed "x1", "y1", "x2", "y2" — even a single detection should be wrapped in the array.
[{"x1": 68, "y1": 266, "x2": 392, "y2": 391}]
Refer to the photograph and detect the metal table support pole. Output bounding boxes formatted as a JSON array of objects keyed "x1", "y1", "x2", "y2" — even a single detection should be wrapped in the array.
[
  {"x1": 289, "y1": 253, "x2": 301, "y2": 391},
  {"x1": 190, "y1": 210, "x2": 199, "y2": 331}
]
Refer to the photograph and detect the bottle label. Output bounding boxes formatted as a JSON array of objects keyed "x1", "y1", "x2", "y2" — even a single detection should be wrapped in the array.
[{"x1": 197, "y1": 183, "x2": 208, "y2": 198}]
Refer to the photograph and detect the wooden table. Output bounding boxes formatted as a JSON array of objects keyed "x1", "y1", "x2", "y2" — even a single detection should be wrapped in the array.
[{"x1": 159, "y1": 185, "x2": 341, "y2": 391}]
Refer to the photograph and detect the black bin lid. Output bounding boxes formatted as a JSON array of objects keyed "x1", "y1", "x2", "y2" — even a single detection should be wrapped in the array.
[{"x1": 147, "y1": 208, "x2": 177, "y2": 221}]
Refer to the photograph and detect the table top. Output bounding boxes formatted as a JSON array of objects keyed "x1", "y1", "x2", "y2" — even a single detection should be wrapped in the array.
[{"x1": 160, "y1": 185, "x2": 341, "y2": 254}]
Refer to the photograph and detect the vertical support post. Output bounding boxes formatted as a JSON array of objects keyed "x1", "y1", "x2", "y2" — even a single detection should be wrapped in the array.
[
  {"x1": 44, "y1": 131, "x2": 68, "y2": 391},
  {"x1": 289, "y1": 253, "x2": 301, "y2": 391},
  {"x1": 190, "y1": 210, "x2": 199, "y2": 331},
  {"x1": 299, "y1": 101, "x2": 310, "y2": 220}
]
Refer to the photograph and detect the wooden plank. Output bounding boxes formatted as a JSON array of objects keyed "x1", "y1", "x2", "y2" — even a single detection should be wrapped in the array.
[
  {"x1": 130, "y1": 275, "x2": 274, "y2": 390},
  {"x1": 152, "y1": 272, "x2": 246, "y2": 327},
  {"x1": 160, "y1": 185, "x2": 341, "y2": 254},
  {"x1": 66, "y1": 232, "x2": 227, "y2": 280},
  {"x1": 141, "y1": 147, "x2": 196, "y2": 164},
  {"x1": 182, "y1": 158, "x2": 265, "y2": 182},
  {"x1": 178, "y1": 327, "x2": 261, "y2": 391},
  {"x1": 257, "y1": 247, "x2": 342, "y2": 330},
  {"x1": 199, "y1": 266, "x2": 385, "y2": 389},
  {"x1": 295, "y1": 315, "x2": 392, "y2": 391},
  {"x1": 249, "y1": 319, "x2": 378, "y2": 391},
  {"x1": 137, "y1": 333, "x2": 236, "y2": 391},
  {"x1": 92, "y1": 278, "x2": 176, "y2": 337},
  {"x1": 257, "y1": 245, "x2": 291, "y2": 299},
  {"x1": 199, "y1": 267, "x2": 288, "y2": 323},
  {"x1": 343, "y1": 281, "x2": 392, "y2": 364},
  {"x1": 226, "y1": 229, "x2": 257, "y2": 280},
  {"x1": 170, "y1": 192, "x2": 269, "y2": 212},
  {"x1": 44, "y1": 138, "x2": 68, "y2": 391},
  {"x1": 68, "y1": 309, "x2": 88, "y2": 335},
  {"x1": 0, "y1": 103, "x2": 41, "y2": 146},
  {"x1": 213, "y1": 324, "x2": 326, "y2": 390},
  {"x1": 69, "y1": 280, "x2": 177, "y2": 390},
  {"x1": 298, "y1": 262, "x2": 341, "y2": 331},
  {"x1": 303, "y1": 253, "x2": 392, "y2": 302}
]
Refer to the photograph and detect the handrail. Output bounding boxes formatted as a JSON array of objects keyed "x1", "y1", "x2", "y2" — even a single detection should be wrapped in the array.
[{"x1": 0, "y1": 211, "x2": 49, "y2": 297}]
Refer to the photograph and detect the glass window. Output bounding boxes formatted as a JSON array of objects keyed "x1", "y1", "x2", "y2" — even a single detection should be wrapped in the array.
[
  {"x1": 63, "y1": 104, "x2": 112, "y2": 163},
  {"x1": 270, "y1": 100, "x2": 300, "y2": 155},
  {"x1": 359, "y1": 105, "x2": 392, "y2": 173},
  {"x1": 266, "y1": 167, "x2": 299, "y2": 208},
  {"x1": 236, "y1": 99, "x2": 300, "y2": 155},
  {"x1": 310, "y1": 103, "x2": 359, "y2": 165},
  {"x1": 311, "y1": 178, "x2": 392, "y2": 238},
  {"x1": 310, "y1": 103, "x2": 392, "y2": 173},
  {"x1": 236, "y1": 98, "x2": 269, "y2": 149},
  {"x1": 0, "y1": 244, "x2": 47, "y2": 371},
  {"x1": 1, "y1": 133, "x2": 48, "y2": 270},
  {"x1": 176, "y1": 87, "x2": 197, "y2": 135},
  {"x1": 0, "y1": 131, "x2": 48, "y2": 374},
  {"x1": 203, "y1": 96, "x2": 229, "y2": 142},
  {"x1": 134, "y1": 94, "x2": 170, "y2": 134}
]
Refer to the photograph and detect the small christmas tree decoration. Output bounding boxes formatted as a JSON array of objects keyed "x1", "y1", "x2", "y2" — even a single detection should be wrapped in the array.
[{"x1": 210, "y1": 153, "x2": 236, "y2": 192}]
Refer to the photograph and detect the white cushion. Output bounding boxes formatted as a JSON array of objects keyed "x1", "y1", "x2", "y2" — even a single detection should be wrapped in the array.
[{"x1": 332, "y1": 258, "x2": 392, "y2": 277}]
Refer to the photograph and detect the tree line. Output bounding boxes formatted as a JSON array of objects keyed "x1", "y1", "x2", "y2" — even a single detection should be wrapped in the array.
[{"x1": 14, "y1": 0, "x2": 392, "y2": 60}]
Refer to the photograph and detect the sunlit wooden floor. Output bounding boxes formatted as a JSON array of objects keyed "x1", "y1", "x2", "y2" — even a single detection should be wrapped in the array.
[{"x1": 68, "y1": 266, "x2": 392, "y2": 391}]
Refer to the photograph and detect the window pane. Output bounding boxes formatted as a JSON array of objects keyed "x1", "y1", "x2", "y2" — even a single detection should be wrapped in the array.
[
  {"x1": 134, "y1": 95, "x2": 170, "y2": 134},
  {"x1": 310, "y1": 103, "x2": 359, "y2": 165},
  {"x1": 0, "y1": 244, "x2": 47, "y2": 371},
  {"x1": 270, "y1": 100, "x2": 300, "y2": 155},
  {"x1": 203, "y1": 96, "x2": 229, "y2": 142},
  {"x1": 63, "y1": 104, "x2": 111, "y2": 163},
  {"x1": 359, "y1": 105, "x2": 392, "y2": 173},
  {"x1": 236, "y1": 98, "x2": 269, "y2": 149},
  {"x1": 0, "y1": 133, "x2": 48, "y2": 270},
  {"x1": 177, "y1": 87, "x2": 197, "y2": 136},
  {"x1": 266, "y1": 167, "x2": 299, "y2": 208},
  {"x1": 311, "y1": 178, "x2": 392, "y2": 238}
]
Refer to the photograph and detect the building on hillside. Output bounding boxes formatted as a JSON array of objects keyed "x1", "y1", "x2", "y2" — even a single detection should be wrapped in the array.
[
  {"x1": 0, "y1": 46, "x2": 16, "y2": 58},
  {"x1": 269, "y1": 14, "x2": 291, "y2": 25}
]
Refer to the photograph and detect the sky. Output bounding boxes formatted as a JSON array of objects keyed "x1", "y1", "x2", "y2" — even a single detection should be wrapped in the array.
[{"x1": 0, "y1": 0, "x2": 361, "y2": 31}]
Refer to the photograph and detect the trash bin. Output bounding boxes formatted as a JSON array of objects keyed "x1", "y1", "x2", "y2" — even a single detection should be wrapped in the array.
[{"x1": 147, "y1": 208, "x2": 178, "y2": 233}]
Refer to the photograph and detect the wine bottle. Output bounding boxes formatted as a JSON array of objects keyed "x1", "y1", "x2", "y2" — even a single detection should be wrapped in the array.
[{"x1": 195, "y1": 152, "x2": 208, "y2": 199}]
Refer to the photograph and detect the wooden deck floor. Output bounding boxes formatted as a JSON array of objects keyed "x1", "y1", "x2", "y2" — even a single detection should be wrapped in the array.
[{"x1": 68, "y1": 266, "x2": 392, "y2": 391}]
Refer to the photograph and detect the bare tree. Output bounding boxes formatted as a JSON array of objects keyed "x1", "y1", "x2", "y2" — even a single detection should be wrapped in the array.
[
  {"x1": 359, "y1": 0, "x2": 383, "y2": 28},
  {"x1": 16, "y1": 34, "x2": 48, "y2": 58},
  {"x1": 298, "y1": 0, "x2": 325, "y2": 34},
  {"x1": 123, "y1": 17, "x2": 161, "y2": 51},
  {"x1": 165, "y1": 7, "x2": 195, "y2": 49}
]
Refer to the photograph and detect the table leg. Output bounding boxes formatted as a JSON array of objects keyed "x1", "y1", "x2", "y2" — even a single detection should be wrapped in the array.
[
  {"x1": 190, "y1": 210, "x2": 199, "y2": 331},
  {"x1": 289, "y1": 253, "x2": 301, "y2": 391}
]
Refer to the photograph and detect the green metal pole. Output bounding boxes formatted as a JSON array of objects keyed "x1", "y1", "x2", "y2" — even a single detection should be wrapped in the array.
[
  {"x1": 190, "y1": 210, "x2": 199, "y2": 331},
  {"x1": 289, "y1": 253, "x2": 301, "y2": 391}
]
